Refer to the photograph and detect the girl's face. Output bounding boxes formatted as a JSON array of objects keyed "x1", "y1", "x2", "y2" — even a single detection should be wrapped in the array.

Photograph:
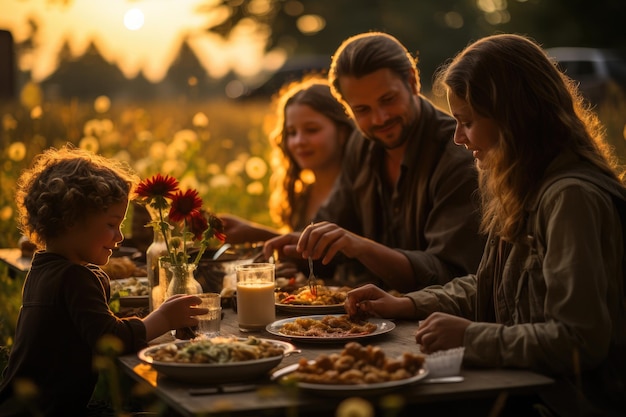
[
  {"x1": 447, "y1": 91, "x2": 500, "y2": 170},
  {"x1": 62, "y1": 199, "x2": 128, "y2": 266},
  {"x1": 285, "y1": 103, "x2": 345, "y2": 172}
]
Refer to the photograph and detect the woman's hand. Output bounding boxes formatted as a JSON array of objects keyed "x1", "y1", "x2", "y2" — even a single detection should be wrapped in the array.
[
  {"x1": 344, "y1": 283, "x2": 416, "y2": 319},
  {"x1": 414, "y1": 312, "x2": 471, "y2": 353}
]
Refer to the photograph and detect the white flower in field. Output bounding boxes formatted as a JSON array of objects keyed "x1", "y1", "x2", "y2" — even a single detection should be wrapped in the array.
[
  {"x1": 167, "y1": 139, "x2": 188, "y2": 156},
  {"x1": 79, "y1": 136, "x2": 100, "y2": 153},
  {"x1": 2, "y1": 114, "x2": 17, "y2": 131},
  {"x1": 192, "y1": 112, "x2": 209, "y2": 128},
  {"x1": 83, "y1": 119, "x2": 103, "y2": 137},
  {"x1": 179, "y1": 175, "x2": 199, "y2": 191},
  {"x1": 207, "y1": 163, "x2": 221, "y2": 175},
  {"x1": 174, "y1": 129, "x2": 198, "y2": 143},
  {"x1": 245, "y1": 156, "x2": 268, "y2": 179},
  {"x1": 7, "y1": 142, "x2": 26, "y2": 161},
  {"x1": 133, "y1": 158, "x2": 151, "y2": 177},
  {"x1": 100, "y1": 119, "x2": 114, "y2": 133},
  {"x1": 30, "y1": 105, "x2": 42, "y2": 120},
  {"x1": 137, "y1": 130, "x2": 153, "y2": 142},
  {"x1": 210, "y1": 174, "x2": 231, "y2": 188},
  {"x1": 246, "y1": 181, "x2": 264, "y2": 195},
  {"x1": 0, "y1": 205, "x2": 13, "y2": 221},
  {"x1": 113, "y1": 150, "x2": 131, "y2": 164},
  {"x1": 225, "y1": 159, "x2": 244, "y2": 177},
  {"x1": 149, "y1": 142, "x2": 167, "y2": 160},
  {"x1": 94, "y1": 95, "x2": 111, "y2": 113},
  {"x1": 220, "y1": 138, "x2": 234, "y2": 149},
  {"x1": 161, "y1": 159, "x2": 187, "y2": 177},
  {"x1": 335, "y1": 397, "x2": 374, "y2": 417}
]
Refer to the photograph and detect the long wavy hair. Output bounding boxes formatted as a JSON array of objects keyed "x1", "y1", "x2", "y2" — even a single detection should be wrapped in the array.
[
  {"x1": 434, "y1": 33, "x2": 623, "y2": 241},
  {"x1": 268, "y1": 77, "x2": 354, "y2": 230}
]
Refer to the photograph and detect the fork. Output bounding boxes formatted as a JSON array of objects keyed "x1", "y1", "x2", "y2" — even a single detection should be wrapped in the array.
[
  {"x1": 307, "y1": 222, "x2": 318, "y2": 297},
  {"x1": 307, "y1": 254, "x2": 317, "y2": 297}
]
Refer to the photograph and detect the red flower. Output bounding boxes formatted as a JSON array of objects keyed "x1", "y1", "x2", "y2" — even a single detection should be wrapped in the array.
[
  {"x1": 169, "y1": 189, "x2": 203, "y2": 223},
  {"x1": 135, "y1": 174, "x2": 179, "y2": 210},
  {"x1": 188, "y1": 211, "x2": 209, "y2": 241},
  {"x1": 134, "y1": 173, "x2": 227, "y2": 267},
  {"x1": 208, "y1": 214, "x2": 226, "y2": 242}
]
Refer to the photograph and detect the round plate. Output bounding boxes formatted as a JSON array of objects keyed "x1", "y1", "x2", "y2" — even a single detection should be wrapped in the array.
[
  {"x1": 265, "y1": 315, "x2": 395, "y2": 343},
  {"x1": 138, "y1": 337, "x2": 297, "y2": 384},
  {"x1": 274, "y1": 303, "x2": 345, "y2": 315},
  {"x1": 272, "y1": 362, "x2": 429, "y2": 396},
  {"x1": 274, "y1": 286, "x2": 350, "y2": 315}
]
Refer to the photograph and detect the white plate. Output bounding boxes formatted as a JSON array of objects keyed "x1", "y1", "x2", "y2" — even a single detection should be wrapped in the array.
[
  {"x1": 111, "y1": 277, "x2": 149, "y2": 307},
  {"x1": 265, "y1": 315, "x2": 395, "y2": 343},
  {"x1": 272, "y1": 362, "x2": 429, "y2": 396},
  {"x1": 274, "y1": 303, "x2": 345, "y2": 315},
  {"x1": 274, "y1": 286, "x2": 350, "y2": 315},
  {"x1": 138, "y1": 337, "x2": 297, "y2": 384}
]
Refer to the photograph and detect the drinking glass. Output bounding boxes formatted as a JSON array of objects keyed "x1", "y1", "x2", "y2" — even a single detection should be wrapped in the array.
[
  {"x1": 236, "y1": 263, "x2": 275, "y2": 332},
  {"x1": 196, "y1": 292, "x2": 221, "y2": 337}
]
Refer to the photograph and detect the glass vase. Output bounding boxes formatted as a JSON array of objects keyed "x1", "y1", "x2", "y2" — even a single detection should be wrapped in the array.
[
  {"x1": 165, "y1": 263, "x2": 203, "y2": 298},
  {"x1": 146, "y1": 229, "x2": 168, "y2": 312},
  {"x1": 164, "y1": 263, "x2": 203, "y2": 340}
]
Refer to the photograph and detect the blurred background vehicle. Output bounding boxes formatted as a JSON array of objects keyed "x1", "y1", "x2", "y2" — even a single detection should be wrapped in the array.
[{"x1": 546, "y1": 47, "x2": 626, "y2": 105}]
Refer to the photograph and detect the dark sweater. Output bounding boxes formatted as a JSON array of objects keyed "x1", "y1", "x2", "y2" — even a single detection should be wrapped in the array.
[{"x1": 0, "y1": 252, "x2": 147, "y2": 416}]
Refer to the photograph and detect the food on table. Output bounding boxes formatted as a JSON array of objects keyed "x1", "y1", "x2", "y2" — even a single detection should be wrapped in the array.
[
  {"x1": 277, "y1": 314, "x2": 377, "y2": 337},
  {"x1": 275, "y1": 286, "x2": 351, "y2": 306},
  {"x1": 102, "y1": 256, "x2": 146, "y2": 279},
  {"x1": 18, "y1": 235, "x2": 37, "y2": 258},
  {"x1": 110, "y1": 277, "x2": 149, "y2": 297},
  {"x1": 147, "y1": 336, "x2": 285, "y2": 364},
  {"x1": 281, "y1": 341, "x2": 425, "y2": 385}
]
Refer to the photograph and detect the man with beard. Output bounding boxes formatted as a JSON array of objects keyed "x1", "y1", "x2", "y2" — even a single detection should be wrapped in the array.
[{"x1": 264, "y1": 32, "x2": 484, "y2": 292}]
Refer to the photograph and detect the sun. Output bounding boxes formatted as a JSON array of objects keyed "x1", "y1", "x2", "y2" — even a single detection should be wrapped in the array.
[{"x1": 124, "y1": 8, "x2": 145, "y2": 31}]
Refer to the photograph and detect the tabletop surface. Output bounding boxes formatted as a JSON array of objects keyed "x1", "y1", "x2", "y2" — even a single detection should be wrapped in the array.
[
  {"x1": 118, "y1": 305, "x2": 554, "y2": 417},
  {"x1": 0, "y1": 248, "x2": 32, "y2": 273}
]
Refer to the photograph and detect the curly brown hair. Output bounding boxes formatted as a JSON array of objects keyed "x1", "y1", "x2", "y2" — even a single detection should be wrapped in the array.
[{"x1": 16, "y1": 144, "x2": 138, "y2": 247}]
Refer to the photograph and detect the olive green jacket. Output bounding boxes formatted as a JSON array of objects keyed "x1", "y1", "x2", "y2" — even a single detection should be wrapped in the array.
[{"x1": 406, "y1": 153, "x2": 626, "y2": 413}]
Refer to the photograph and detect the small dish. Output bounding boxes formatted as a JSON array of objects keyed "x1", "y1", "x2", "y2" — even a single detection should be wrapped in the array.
[
  {"x1": 272, "y1": 362, "x2": 429, "y2": 396},
  {"x1": 266, "y1": 315, "x2": 395, "y2": 343}
]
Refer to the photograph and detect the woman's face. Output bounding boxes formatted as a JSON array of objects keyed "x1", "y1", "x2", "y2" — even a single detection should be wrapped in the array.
[
  {"x1": 447, "y1": 91, "x2": 500, "y2": 170},
  {"x1": 285, "y1": 103, "x2": 345, "y2": 172}
]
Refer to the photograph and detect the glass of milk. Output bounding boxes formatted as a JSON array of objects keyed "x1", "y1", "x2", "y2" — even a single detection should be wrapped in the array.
[{"x1": 235, "y1": 263, "x2": 276, "y2": 332}]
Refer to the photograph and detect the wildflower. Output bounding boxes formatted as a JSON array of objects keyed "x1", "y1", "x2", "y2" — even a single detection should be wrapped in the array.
[{"x1": 135, "y1": 173, "x2": 225, "y2": 268}]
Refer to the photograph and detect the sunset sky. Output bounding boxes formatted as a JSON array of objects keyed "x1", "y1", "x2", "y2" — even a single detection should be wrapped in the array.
[{"x1": 0, "y1": 0, "x2": 287, "y2": 82}]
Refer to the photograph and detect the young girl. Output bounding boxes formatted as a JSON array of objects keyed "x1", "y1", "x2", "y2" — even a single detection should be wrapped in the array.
[
  {"x1": 345, "y1": 34, "x2": 626, "y2": 416},
  {"x1": 0, "y1": 145, "x2": 207, "y2": 416},
  {"x1": 221, "y1": 77, "x2": 354, "y2": 242}
]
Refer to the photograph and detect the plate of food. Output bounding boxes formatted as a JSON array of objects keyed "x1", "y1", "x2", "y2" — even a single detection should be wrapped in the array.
[
  {"x1": 138, "y1": 336, "x2": 298, "y2": 384},
  {"x1": 272, "y1": 341, "x2": 428, "y2": 396},
  {"x1": 110, "y1": 277, "x2": 149, "y2": 307},
  {"x1": 265, "y1": 314, "x2": 395, "y2": 343},
  {"x1": 274, "y1": 286, "x2": 351, "y2": 314}
]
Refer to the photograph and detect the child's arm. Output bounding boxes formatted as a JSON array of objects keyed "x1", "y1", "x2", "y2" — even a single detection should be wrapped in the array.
[{"x1": 142, "y1": 294, "x2": 208, "y2": 341}]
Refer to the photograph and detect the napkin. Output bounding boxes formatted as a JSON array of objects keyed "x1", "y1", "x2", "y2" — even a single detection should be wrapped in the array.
[{"x1": 425, "y1": 347, "x2": 465, "y2": 378}]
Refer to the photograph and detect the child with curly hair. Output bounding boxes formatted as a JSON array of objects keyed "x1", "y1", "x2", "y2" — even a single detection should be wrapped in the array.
[{"x1": 0, "y1": 145, "x2": 207, "y2": 416}]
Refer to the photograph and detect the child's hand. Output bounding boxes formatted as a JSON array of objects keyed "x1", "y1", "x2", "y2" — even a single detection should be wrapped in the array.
[{"x1": 143, "y1": 294, "x2": 208, "y2": 340}]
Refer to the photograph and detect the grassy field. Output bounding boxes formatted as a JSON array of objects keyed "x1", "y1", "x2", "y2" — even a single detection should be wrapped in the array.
[{"x1": 1, "y1": 87, "x2": 625, "y2": 389}]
